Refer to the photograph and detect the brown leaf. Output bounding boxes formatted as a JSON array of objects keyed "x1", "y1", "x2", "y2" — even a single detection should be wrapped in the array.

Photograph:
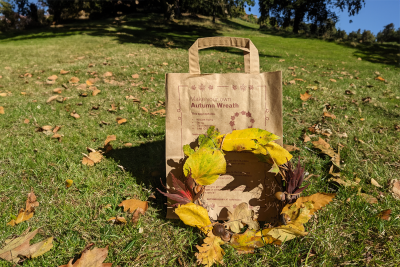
[
  {"x1": 104, "y1": 135, "x2": 116, "y2": 146},
  {"x1": 132, "y1": 207, "x2": 145, "y2": 223},
  {"x1": 24, "y1": 119, "x2": 30, "y2": 123},
  {"x1": 125, "y1": 95, "x2": 140, "y2": 102},
  {"x1": 312, "y1": 137, "x2": 338, "y2": 158},
  {"x1": 70, "y1": 113, "x2": 80, "y2": 119},
  {"x1": 329, "y1": 79, "x2": 336, "y2": 82},
  {"x1": 69, "y1": 77, "x2": 80, "y2": 83},
  {"x1": 389, "y1": 179, "x2": 400, "y2": 200},
  {"x1": 108, "y1": 217, "x2": 127, "y2": 225},
  {"x1": 53, "y1": 88, "x2": 62, "y2": 94},
  {"x1": 323, "y1": 112, "x2": 336, "y2": 119},
  {"x1": 131, "y1": 74, "x2": 139, "y2": 79},
  {"x1": 103, "y1": 72, "x2": 113, "y2": 77},
  {"x1": 86, "y1": 79, "x2": 95, "y2": 86},
  {"x1": 82, "y1": 151, "x2": 103, "y2": 166},
  {"x1": 162, "y1": 62, "x2": 168, "y2": 65},
  {"x1": 377, "y1": 209, "x2": 391, "y2": 220},
  {"x1": 58, "y1": 246, "x2": 112, "y2": 267},
  {"x1": 47, "y1": 75, "x2": 58, "y2": 81},
  {"x1": 108, "y1": 104, "x2": 117, "y2": 112},
  {"x1": 77, "y1": 84, "x2": 87, "y2": 90},
  {"x1": 53, "y1": 126, "x2": 61, "y2": 133},
  {"x1": 92, "y1": 88, "x2": 101, "y2": 96},
  {"x1": 26, "y1": 188, "x2": 39, "y2": 213},
  {"x1": 300, "y1": 91, "x2": 311, "y2": 101},
  {"x1": 0, "y1": 229, "x2": 53, "y2": 263},
  {"x1": 0, "y1": 106, "x2": 4, "y2": 114},
  {"x1": 150, "y1": 109, "x2": 166, "y2": 116},
  {"x1": 141, "y1": 107, "x2": 148, "y2": 113},
  {"x1": 51, "y1": 134, "x2": 62, "y2": 142},
  {"x1": 288, "y1": 80, "x2": 296, "y2": 84},
  {"x1": 303, "y1": 134, "x2": 311, "y2": 143},
  {"x1": 283, "y1": 144, "x2": 300, "y2": 152},
  {"x1": 60, "y1": 70, "x2": 69, "y2": 75},
  {"x1": 279, "y1": 59, "x2": 285, "y2": 62},
  {"x1": 359, "y1": 192, "x2": 378, "y2": 204},
  {"x1": 118, "y1": 199, "x2": 148, "y2": 213},
  {"x1": 0, "y1": 93, "x2": 8, "y2": 97},
  {"x1": 225, "y1": 203, "x2": 259, "y2": 233}
]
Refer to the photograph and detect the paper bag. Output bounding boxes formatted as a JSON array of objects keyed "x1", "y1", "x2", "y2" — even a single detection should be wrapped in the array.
[{"x1": 165, "y1": 37, "x2": 283, "y2": 221}]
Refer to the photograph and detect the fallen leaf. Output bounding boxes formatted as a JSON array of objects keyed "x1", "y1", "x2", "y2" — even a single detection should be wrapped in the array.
[
  {"x1": 118, "y1": 199, "x2": 148, "y2": 213},
  {"x1": 60, "y1": 70, "x2": 69, "y2": 75},
  {"x1": 53, "y1": 88, "x2": 62, "y2": 94},
  {"x1": 141, "y1": 107, "x2": 148, "y2": 113},
  {"x1": 300, "y1": 91, "x2": 311, "y2": 101},
  {"x1": 92, "y1": 88, "x2": 101, "y2": 96},
  {"x1": 329, "y1": 177, "x2": 360, "y2": 187},
  {"x1": 46, "y1": 95, "x2": 59, "y2": 103},
  {"x1": 338, "y1": 133, "x2": 348, "y2": 138},
  {"x1": 131, "y1": 74, "x2": 139, "y2": 79},
  {"x1": 281, "y1": 193, "x2": 336, "y2": 219},
  {"x1": 70, "y1": 112, "x2": 80, "y2": 119},
  {"x1": 116, "y1": 117, "x2": 127, "y2": 124},
  {"x1": 359, "y1": 192, "x2": 378, "y2": 204},
  {"x1": 360, "y1": 118, "x2": 365, "y2": 121},
  {"x1": 0, "y1": 106, "x2": 4, "y2": 114},
  {"x1": 7, "y1": 209, "x2": 33, "y2": 226},
  {"x1": 225, "y1": 203, "x2": 259, "y2": 233},
  {"x1": 124, "y1": 143, "x2": 132, "y2": 147},
  {"x1": 312, "y1": 137, "x2": 338, "y2": 158},
  {"x1": 389, "y1": 179, "x2": 400, "y2": 200},
  {"x1": 51, "y1": 134, "x2": 62, "y2": 141},
  {"x1": 345, "y1": 90, "x2": 356, "y2": 95},
  {"x1": 375, "y1": 76, "x2": 385, "y2": 82},
  {"x1": 0, "y1": 229, "x2": 53, "y2": 263},
  {"x1": 103, "y1": 72, "x2": 113, "y2": 77},
  {"x1": 47, "y1": 75, "x2": 58, "y2": 81},
  {"x1": 150, "y1": 109, "x2": 166, "y2": 116},
  {"x1": 329, "y1": 79, "x2": 336, "y2": 82},
  {"x1": 175, "y1": 203, "x2": 212, "y2": 234},
  {"x1": 283, "y1": 144, "x2": 300, "y2": 152},
  {"x1": 323, "y1": 112, "x2": 336, "y2": 119},
  {"x1": 195, "y1": 232, "x2": 225, "y2": 267},
  {"x1": 358, "y1": 58, "x2": 362, "y2": 60},
  {"x1": 82, "y1": 151, "x2": 103, "y2": 166},
  {"x1": 107, "y1": 216, "x2": 127, "y2": 225},
  {"x1": 279, "y1": 59, "x2": 285, "y2": 62},
  {"x1": 69, "y1": 77, "x2": 80, "y2": 83},
  {"x1": 229, "y1": 229, "x2": 279, "y2": 254},
  {"x1": 53, "y1": 126, "x2": 61, "y2": 133},
  {"x1": 303, "y1": 134, "x2": 311, "y2": 142},
  {"x1": 65, "y1": 179, "x2": 73, "y2": 188},
  {"x1": 371, "y1": 178, "x2": 382, "y2": 188},
  {"x1": 132, "y1": 207, "x2": 145, "y2": 223},
  {"x1": 21, "y1": 92, "x2": 27, "y2": 95},
  {"x1": 162, "y1": 62, "x2": 168, "y2": 65},
  {"x1": 104, "y1": 135, "x2": 116, "y2": 145},
  {"x1": 26, "y1": 188, "x2": 39, "y2": 212},
  {"x1": 58, "y1": 246, "x2": 112, "y2": 267},
  {"x1": 125, "y1": 95, "x2": 140, "y2": 102},
  {"x1": 289, "y1": 80, "x2": 296, "y2": 84},
  {"x1": 24, "y1": 119, "x2": 30, "y2": 123},
  {"x1": 377, "y1": 209, "x2": 391, "y2": 220}
]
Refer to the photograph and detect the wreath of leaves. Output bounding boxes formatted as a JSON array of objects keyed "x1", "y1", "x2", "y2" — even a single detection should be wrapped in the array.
[{"x1": 159, "y1": 126, "x2": 335, "y2": 267}]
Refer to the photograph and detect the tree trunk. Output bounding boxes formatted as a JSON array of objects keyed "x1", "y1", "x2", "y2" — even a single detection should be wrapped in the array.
[
  {"x1": 293, "y1": 9, "x2": 304, "y2": 33},
  {"x1": 282, "y1": 10, "x2": 291, "y2": 28}
]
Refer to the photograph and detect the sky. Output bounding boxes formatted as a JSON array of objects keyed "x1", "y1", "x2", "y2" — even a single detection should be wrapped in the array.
[{"x1": 247, "y1": 0, "x2": 400, "y2": 35}]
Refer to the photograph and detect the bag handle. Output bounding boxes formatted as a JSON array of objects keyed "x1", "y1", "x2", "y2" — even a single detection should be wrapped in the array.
[{"x1": 188, "y1": 37, "x2": 260, "y2": 74}]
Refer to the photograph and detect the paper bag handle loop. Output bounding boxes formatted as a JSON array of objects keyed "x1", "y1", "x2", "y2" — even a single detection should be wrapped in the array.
[{"x1": 189, "y1": 37, "x2": 260, "y2": 74}]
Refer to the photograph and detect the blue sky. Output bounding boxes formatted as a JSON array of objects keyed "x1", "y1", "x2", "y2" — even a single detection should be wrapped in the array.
[{"x1": 247, "y1": 0, "x2": 400, "y2": 35}]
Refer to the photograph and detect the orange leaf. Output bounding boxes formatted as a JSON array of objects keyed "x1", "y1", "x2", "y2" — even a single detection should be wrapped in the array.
[
  {"x1": 116, "y1": 118, "x2": 127, "y2": 124},
  {"x1": 141, "y1": 107, "x2": 148, "y2": 113},
  {"x1": 375, "y1": 76, "x2": 385, "y2": 81},
  {"x1": 150, "y1": 109, "x2": 166, "y2": 116},
  {"x1": 60, "y1": 70, "x2": 69, "y2": 75},
  {"x1": 24, "y1": 119, "x2": 30, "y2": 123},
  {"x1": 46, "y1": 95, "x2": 58, "y2": 103},
  {"x1": 118, "y1": 199, "x2": 148, "y2": 213},
  {"x1": 323, "y1": 112, "x2": 336, "y2": 119},
  {"x1": 377, "y1": 209, "x2": 391, "y2": 220},
  {"x1": 0, "y1": 106, "x2": 4, "y2": 114},
  {"x1": 300, "y1": 91, "x2": 311, "y2": 101},
  {"x1": 104, "y1": 135, "x2": 116, "y2": 145},
  {"x1": 53, "y1": 88, "x2": 62, "y2": 94}
]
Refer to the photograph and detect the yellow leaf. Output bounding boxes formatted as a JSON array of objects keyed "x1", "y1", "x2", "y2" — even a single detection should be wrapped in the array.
[
  {"x1": 175, "y1": 203, "x2": 212, "y2": 234},
  {"x1": 183, "y1": 147, "x2": 226, "y2": 185},
  {"x1": 263, "y1": 141, "x2": 293, "y2": 166},
  {"x1": 230, "y1": 229, "x2": 279, "y2": 254},
  {"x1": 225, "y1": 203, "x2": 259, "y2": 233},
  {"x1": 30, "y1": 237, "x2": 54, "y2": 258},
  {"x1": 118, "y1": 199, "x2": 148, "y2": 213},
  {"x1": 261, "y1": 224, "x2": 308, "y2": 243},
  {"x1": 281, "y1": 193, "x2": 336, "y2": 217},
  {"x1": 65, "y1": 179, "x2": 73, "y2": 188},
  {"x1": 195, "y1": 232, "x2": 225, "y2": 267},
  {"x1": 220, "y1": 128, "x2": 279, "y2": 152}
]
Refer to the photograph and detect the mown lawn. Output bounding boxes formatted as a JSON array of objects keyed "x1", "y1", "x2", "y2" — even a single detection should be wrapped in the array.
[{"x1": 0, "y1": 14, "x2": 399, "y2": 266}]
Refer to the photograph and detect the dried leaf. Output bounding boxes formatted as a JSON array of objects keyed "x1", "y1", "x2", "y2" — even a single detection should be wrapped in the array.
[
  {"x1": 329, "y1": 79, "x2": 336, "y2": 82},
  {"x1": 279, "y1": 59, "x2": 285, "y2": 62},
  {"x1": 225, "y1": 203, "x2": 259, "y2": 233},
  {"x1": 108, "y1": 216, "x2": 127, "y2": 224},
  {"x1": 0, "y1": 229, "x2": 53, "y2": 263},
  {"x1": 261, "y1": 224, "x2": 308, "y2": 243},
  {"x1": 104, "y1": 135, "x2": 116, "y2": 145},
  {"x1": 125, "y1": 95, "x2": 140, "y2": 102},
  {"x1": 141, "y1": 107, "x2": 148, "y2": 113},
  {"x1": 329, "y1": 177, "x2": 360, "y2": 187},
  {"x1": 118, "y1": 199, "x2": 148, "y2": 213},
  {"x1": 69, "y1": 77, "x2": 80, "y2": 83},
  {"x1": 58, "y1": 246, "x2": 112, "y2": 267},
  {"x1": 195, "y1": 232, "x2": 225, "y2": 267},
  {"x1": 371, "y1": 178, "x2": 382, "y2": 188},
  {"x1": 7, "y1": 209, "x2": 33, "y2": 226},
  {"x1": 82, "y1": 151, "x2": 103, "y2": 166},
  {"x1": 389, "y1": 179, "x2": 400, "y2": 200},
  {"x1": 323, "y1": 112, "x2": 336, "y2": 119},
  {"x1": 175, "y1": 203, "x2": 212, "y2": 234},
  {"x1": 53, "y1": 88, "x2": 62, "y2": 94},
  {"x1": 281, "y1": 193, "x2": 336, "y2": 219},
  {"x1": 26, "y1": 188, "x2": 39, "y2": 212},
  {"x1": 303, "y1": 134, "x2": 311, "y2": 142},
  {"x1": 377, "y1": 209, "x2": 391, "y2": 220},
  {"x1": 312, "y1": 138, "x2": 338, "y2": 158},
  {"x1": 359, "y1": 192, "x2": 378, "y2": 204},
  {"x1": 131, "y1": 74, "x2": 139, "y2": 79},
  {"x1": 70, "y1": 112, "x2": 80, "y2": 119},
  {"x1": 162, "y1": 62, "x2": 168, "y2": 65},
  {"x1": 229, "y1": 229, "x2": 279, "y2": 254},
  {"x1": 375, "y1": 76, "x2": 385, "y2": 82},
  {"x1": 300, "y1": 91, "x2": 311, "y2": 101},
  {"x1": 283, "y1": 144, "x2": 300, "y2": 152},
  {"x1": 116, "y1": 118, "x2": 127, "y2": 124},
  {"x1": 151, "y1": 109, "x2": 166, "y2": 116},
  {"x1": 46, "y1": 95, "x2": 59, "y2": 103},
  {"x1": 47, "y1": 75, "x2": 58, "y2": 81},
  {"x1": 0, "y1": 106, "x2": 4, "y2": 114},
  {"x1": 24, "y1": 119, "x2": 30, "y2": 123},
  {"x1": 60, "y1": 70, "x2": 69, "y2": 75},
  {"x1": 132, "y1": 207, "x2": 145, "y2": 223},
  {"x1": 103, "y1": 72, "x2": 113, "y2": 77}
]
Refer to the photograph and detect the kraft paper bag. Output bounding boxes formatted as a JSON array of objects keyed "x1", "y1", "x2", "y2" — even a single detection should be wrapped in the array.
[{"x1": 165, "y1": 37, "x2": 283, "y2": 221}]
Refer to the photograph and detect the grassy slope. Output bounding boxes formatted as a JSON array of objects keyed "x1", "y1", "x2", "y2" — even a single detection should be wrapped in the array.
[{"x1": 0, "y1": 14, "x2": 399, "y2": 266}]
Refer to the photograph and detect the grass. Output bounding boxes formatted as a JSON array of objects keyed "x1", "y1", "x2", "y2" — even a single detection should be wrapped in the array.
[{"x1": 0, "y1": 13, "x2": 399, "y2": 266}]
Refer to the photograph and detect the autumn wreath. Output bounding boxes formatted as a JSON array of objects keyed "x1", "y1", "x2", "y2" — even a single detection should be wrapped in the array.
[{"x1": 158, "y1": 126, "x2": 335, "y2": 266}]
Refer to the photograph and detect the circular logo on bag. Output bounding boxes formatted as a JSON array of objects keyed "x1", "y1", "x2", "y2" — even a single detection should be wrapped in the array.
[{"x1": 229, "y1": 111, "x2": 255, "y2": 130}]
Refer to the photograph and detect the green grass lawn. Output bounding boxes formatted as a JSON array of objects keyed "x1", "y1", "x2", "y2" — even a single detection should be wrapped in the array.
[{"x1": 0, "y1": 14, "x2": 399, "y2": 266}]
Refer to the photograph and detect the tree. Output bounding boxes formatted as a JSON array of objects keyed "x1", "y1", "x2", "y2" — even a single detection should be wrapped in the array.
[
  {"x1": 376, "y1": 23, "x2": 399, "y2": 43},
  {"x1": 361, "y1": 29, "x2": 375, "y2": 43},
  {"x1": 259, "y1": 0, "x2": 365, "y2": 34}
]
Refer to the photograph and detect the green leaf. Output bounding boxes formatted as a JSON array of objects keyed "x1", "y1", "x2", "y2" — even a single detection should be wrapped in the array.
[
  {"x1": 183, "y1": 147, "x2": 226, "y2": 185},
  {"x1": 183, "y1": 144, "x2": 195, "y2": 157},
  {"x1": 198, "y1": 126, "x2": 221, "y2": 150}
]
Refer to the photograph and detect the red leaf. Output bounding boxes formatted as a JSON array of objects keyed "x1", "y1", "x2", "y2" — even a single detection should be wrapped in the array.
[{"x1": 157, "y1": 173, "x2": 194, "y2": 206}]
